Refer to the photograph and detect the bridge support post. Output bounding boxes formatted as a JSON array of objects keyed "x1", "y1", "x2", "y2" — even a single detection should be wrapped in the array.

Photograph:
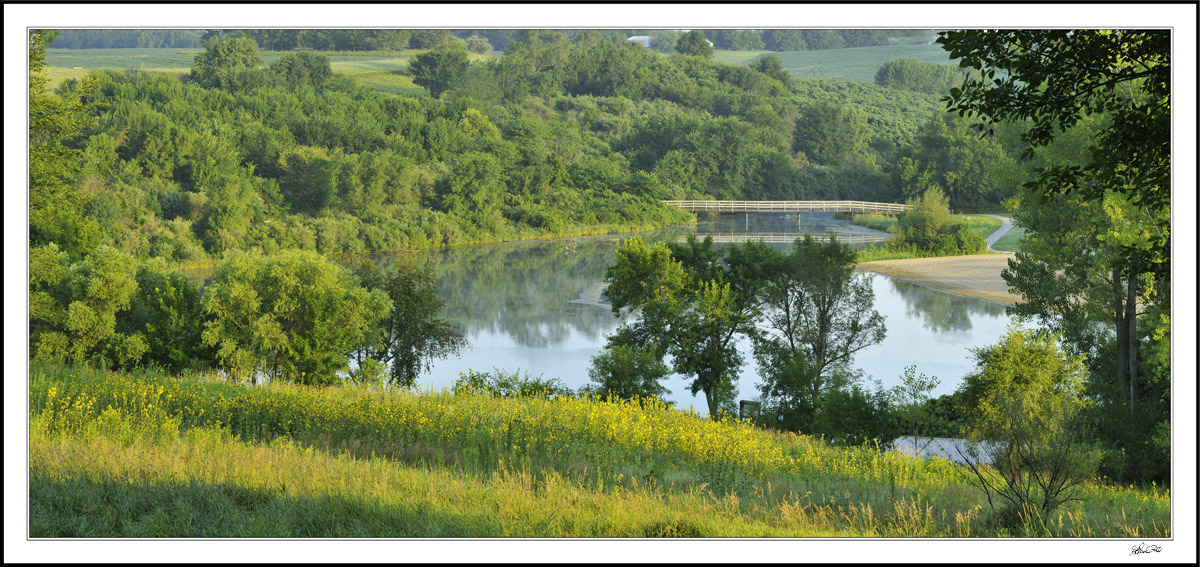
[{"x1": 797, "y1": 212, "x2": 802, "y2": 232}]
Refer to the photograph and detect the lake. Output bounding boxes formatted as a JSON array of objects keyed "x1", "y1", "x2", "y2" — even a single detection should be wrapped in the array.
[{"x1": 395, "y1": 213, "x2": 1016, "y2": 413}]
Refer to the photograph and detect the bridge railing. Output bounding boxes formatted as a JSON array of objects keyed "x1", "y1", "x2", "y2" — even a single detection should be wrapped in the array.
[
  {"x1": 688, "y1": 232, "x2": 890, "y2": 244},
  {"x1": 662, "y1": 200, "x2": 911, "y2": 215}
]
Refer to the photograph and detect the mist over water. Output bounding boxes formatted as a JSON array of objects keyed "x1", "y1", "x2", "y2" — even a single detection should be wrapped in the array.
[{"x1": 408, "y1": 213, "x2": 1019, "y2": 413}]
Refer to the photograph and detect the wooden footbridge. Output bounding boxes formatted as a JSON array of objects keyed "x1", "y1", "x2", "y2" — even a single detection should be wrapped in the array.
[
  {"x1": 663, "y1": 200, "x2": 910, "y2": 215},
  {"x1": 686, "y1": 231, "x2": 890, "y2": 245}
]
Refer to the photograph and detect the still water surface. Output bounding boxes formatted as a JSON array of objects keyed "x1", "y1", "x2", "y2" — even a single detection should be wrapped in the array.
[{"x1": 396, "y1": 214, "x2": 1015, "y2": 413}]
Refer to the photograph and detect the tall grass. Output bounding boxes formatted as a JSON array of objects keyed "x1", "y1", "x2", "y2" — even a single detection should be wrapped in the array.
[{"x1": 28, "y1": 364, "x2": 1170, "y2": 537}]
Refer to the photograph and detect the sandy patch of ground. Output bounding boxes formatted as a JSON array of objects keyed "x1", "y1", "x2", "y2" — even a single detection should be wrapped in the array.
[{"x1": 856, "y1": 253, "x2": 1020, "y2": 305}]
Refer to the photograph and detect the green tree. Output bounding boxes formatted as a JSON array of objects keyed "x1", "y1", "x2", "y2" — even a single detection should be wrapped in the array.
[
  {"x1": 270, "y1": 51, "x2": 333, "y2": 90},
  {"x1": 437, "y1": 151, "x2": 504, "y2": 224},
  {"x1": 458, "y1": 108, "x2": 500, "y2": 139},
  {"x1": 874, "y1": 58, "x2": 968, "y2": 94},
  {"x1": 892, "y1": 113, "x2": 1019, "y2": 210},
  {"x1": 30, "y1": 244, "x2": 147, "y2": 368},
  {"x1": 603, "y1": 236, "x2": 762, "y2": 419},
  {"x1": 29, "y1": 29, "x2": 101, "y2": 261},
  {"x1": 763, "y1": 29, "x2": 806, "y2": 51},
  {"x1": 408, "y1": 29, "x2": 457, "y2": 49},
  {"x1": 941, "y1": 30, "x2": 1170, "y2": 482},
  {"x1": 189, "y1": 35, "x2": 266, "y2": 90},
  {"x1": 278, "y1": 145, "x2": 337, "y2": 215},
  {"x1": 585, "y1": 343, "x2": 671, "y2": 402},
  {"x1": 409, "y1": 42, "x2": 471, "y2": 98},
  {"x1": 750, "y1": 53, "x2": 791, "y2": 85},
  {"x1": 651, "y1": 30, "x2": 682, "y2": 54},
  {"x1": 889, "y1": 365, "x2": 941, "y2": 456},
  {"x1": 1002, "y1": 165, "x2": 1168, "y2": 482},
  {"x1": 494, "y1": 30, "x2": 571, "y2": 100},
  {"x1": 793, "y1": 101, "x2": 871, "y2": 166},
  {"x1": 956, "y1": 326, "x2": 1098, "y2": 521},
  {"x1": 347, "y1": 258, "x2": 467, "y2": 388},
  {"x1": 889, "y1": 187, "x2": 985, "y2": 256},
  {"x1": 753, "y1": 235, "x2": 887, "y2": 425},
  {"x1": 116, "y1": 257, "x2": 213, "y2": 372},
  {"x1": 464, "y1": 35, "x2": 493, "y2": 54},
  {"x1": 675, "y1": 31, "x2": 713, "y2": 59},
  {"x1": 801, "y1": 30, "x2": 843, "y2": 51},
  {"x1": 201, "y1": 249, "x2": 391, "y2": 385},
  {"x1": 373, "y1": 29, "x2": 411, "y2": 51},
  {"x1": 939, "y1": 30, "x2": 1169, "y2": 290}
]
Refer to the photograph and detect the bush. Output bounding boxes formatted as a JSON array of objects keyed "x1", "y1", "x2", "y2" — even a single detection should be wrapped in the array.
[
  {"x1": 888, "y1": 187, "x2": 985, "y2": 256},
  {"x1": 584, "y1": 344, "x2": 670, "y2": 402},
  {"x1": 956, "y1": 326, "x2": 1099, "y2": 518},
  {"x1": 452, "y1": 368, "x2": 574, "y2": 400}
]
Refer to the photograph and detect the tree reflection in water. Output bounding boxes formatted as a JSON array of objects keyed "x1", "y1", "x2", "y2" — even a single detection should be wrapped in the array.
[
  {"x1": 369, "y1": 220, "x2": 1019, "y2": 404},
  {"x1": 887, "y1": 277, "x2": 1007, "y2": 334},
  {"x1": 393, "y1": 231, "x2": 688, "y2": 349}
]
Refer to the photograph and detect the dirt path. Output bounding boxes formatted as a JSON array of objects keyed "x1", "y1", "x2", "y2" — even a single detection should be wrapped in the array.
[
  {"x1": 856, "y1": 253, "x2": 1020, "y2": 305},
  {"x1": 980, "y1": 214, "x2": 1013, "y2": 252}
]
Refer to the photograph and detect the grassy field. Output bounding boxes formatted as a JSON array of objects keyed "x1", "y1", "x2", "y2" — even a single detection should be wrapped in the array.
[
  {"x1": 28, "y1": 364, "x2": 1169, "y2": 538},
  {"x1": 716, "y1": 43, "x2": 957, "y2": 83},
  {"x1": 42, "y1": 47, "x2": 496, "y2": 96},
  {"x1": 44, "y1": 48, "x2": 196, "y2": 87},
  {"x1": 42, "y1": 44, "x2": 956, "y2": 92},
  {"x1": 711, "y1": 50, "x2": 772, "y2": 66}
]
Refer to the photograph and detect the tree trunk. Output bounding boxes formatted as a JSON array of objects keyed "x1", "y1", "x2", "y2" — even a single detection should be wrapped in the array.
[
  {"x1": 1127, "y1": 270, "x2": 1138, "y2": 409},
  {"x1": 1113, "y1": 270, "x2": 1129, "y2": 408}
]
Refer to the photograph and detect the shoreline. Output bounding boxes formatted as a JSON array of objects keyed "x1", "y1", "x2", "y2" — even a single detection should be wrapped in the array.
[{"x1": 855, "y1": 253, "x2": 1021, "y2": 306}]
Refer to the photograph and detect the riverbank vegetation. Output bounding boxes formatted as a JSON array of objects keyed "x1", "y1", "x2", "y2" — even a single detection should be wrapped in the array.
[{"x1": 26, "y1": 27, "x2": 1173, "y2": 538}]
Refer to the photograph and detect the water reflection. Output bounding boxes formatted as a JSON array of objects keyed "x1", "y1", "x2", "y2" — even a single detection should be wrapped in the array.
[
  {"x1": 887, "y1": 278, "x2": 1008, "y2": 333},
  {"x1": 391, "y1": 222, "x2": 1019, "y2": 410},
  {"x1": 412, "y1": 239, "x2": 623, "y2": 349}
]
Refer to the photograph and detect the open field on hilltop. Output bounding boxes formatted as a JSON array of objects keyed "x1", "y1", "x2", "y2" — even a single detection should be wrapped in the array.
[
  {"x1": 44, "y1": 48, "x2": 196, "y2": 87},
  {"x1": 711, "y1": 50, "x2": 772, "y2": 65},
  {"x1": 42, "y1": 44, "x2": 958, "y2": 92},
  {"x1": 779, "y1": 43, "x2": 958, "y2": 82},
  {"x1": 28, "y1": 364, "x2": 1169, "y2": 538},
  {"x1": 43, "y1": 47, "x2": 491, "y2": 95},
  {"x1": 45, "y1": 47, "x2": 200, "y2": 70}
]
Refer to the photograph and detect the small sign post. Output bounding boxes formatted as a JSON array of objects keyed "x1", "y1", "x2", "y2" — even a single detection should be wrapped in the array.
[{"x1": 739, "y1": 400, "x2": 761, "y2": 421}]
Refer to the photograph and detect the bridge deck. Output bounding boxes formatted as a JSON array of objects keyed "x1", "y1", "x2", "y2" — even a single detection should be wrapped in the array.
[{"x1": 663, "y1": 200, "x2": 910, "y2": 215}]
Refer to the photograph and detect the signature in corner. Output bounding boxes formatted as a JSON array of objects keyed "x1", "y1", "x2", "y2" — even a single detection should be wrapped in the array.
[{"x1": 1130, "y1": 542, "x2": 1163, "y2": 556}]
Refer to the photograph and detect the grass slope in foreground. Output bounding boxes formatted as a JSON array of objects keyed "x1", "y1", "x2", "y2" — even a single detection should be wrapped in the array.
[{"x1": 29, "y1": 365, "x2": 1169, "y2": 538}]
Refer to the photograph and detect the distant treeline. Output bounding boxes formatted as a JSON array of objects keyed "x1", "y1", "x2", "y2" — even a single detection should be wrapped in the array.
[
  {"x1": 49, "y1": 29, "x2": 205, "y2": 49},
  {"x1": 48, "y1": 28, "x2": 933, "y2": 53}
]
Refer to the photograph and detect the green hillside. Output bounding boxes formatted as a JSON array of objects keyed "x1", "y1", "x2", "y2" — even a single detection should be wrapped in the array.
[{"x1": 29, "y1": 365, "x2": 1169, "y2": 538}]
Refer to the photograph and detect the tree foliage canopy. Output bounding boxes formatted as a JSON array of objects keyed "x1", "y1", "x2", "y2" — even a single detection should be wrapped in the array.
[
  {"x1": 201, "y1": 249, "x2": 391, "y2": 385},
  {"x1": 754, "y1": 235, "x2": 886, "y2": 427},
  {"x1": 675, "y1": 31, "x2": 713, "y2": 59},
  {"x1": 939, "y1": 29, "x2": 1170, "y2": 284},
  {"x1": 409, "y1": 42, "x2": 471, "y2": 98}
]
